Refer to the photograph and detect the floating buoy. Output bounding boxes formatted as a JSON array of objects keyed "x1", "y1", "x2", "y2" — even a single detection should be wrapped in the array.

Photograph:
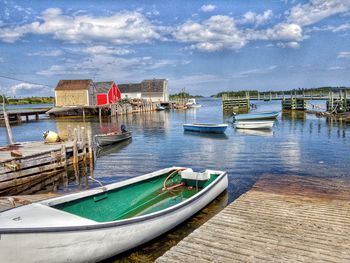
[{"x1": 43, "y1": 130, "x2": 61, "y2": 143}]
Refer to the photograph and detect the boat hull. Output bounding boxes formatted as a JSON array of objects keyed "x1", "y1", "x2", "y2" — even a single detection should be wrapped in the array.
[
  {"x1": 234, "y1": 111, "x2": 279, "y2": 121},
  {"x1": 0, "y1": 168, "x2": 228, "y2": 263},
  {"x1": 94, "y1": 131, "x2": 132, "y2": 147},
  {"x1": 183, "y1": 124, "x2": 228, "y2": 133},
  {"x1": 235, "y1": 121, "x2": 274, "y2": 129}
]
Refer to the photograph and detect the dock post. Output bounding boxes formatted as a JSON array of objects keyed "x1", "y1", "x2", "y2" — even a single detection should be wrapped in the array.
[
  {"x1": 82, "y1": 108, "x2": 85, "y2": 121},
  {"x1": 81, "y1": 127, "x2": 86, "y2": 161},
  {"x1": 77, "y1": 126, "x2": 81, "y2": 143},
  {"x1": 25, "y1": 115, "x2": 29, "y2": 122},
  {"x1": 87, "y1": 132, "x2": 93, "y2": 160},
  {"x1": 61, "y1": 145, "x2": 67, "y2": 170},
  {"x1": 73, "y1": 128, "x2": 78, "y2": 164},
  {"x1": 35, "y1": 113, "x2": 39, "y2": 120},
  {"x1": 2, "y1": 95, "x2": 14, "y2": 144}
]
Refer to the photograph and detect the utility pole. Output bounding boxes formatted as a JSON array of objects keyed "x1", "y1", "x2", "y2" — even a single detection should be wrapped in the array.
[{"x1": 2, "y1": 94, "x2": 14, "y2": 144}]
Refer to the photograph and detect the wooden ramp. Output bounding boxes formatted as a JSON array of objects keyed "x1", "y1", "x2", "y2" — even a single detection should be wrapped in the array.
[{"x1": 156, "y1": 175, "x2": 350, "y2": 263}]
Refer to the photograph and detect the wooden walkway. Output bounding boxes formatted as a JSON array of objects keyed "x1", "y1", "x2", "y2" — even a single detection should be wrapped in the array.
[
  {"x1": 0, "y1": 108, "x2": 51, "y2": 122},
  {"x1": 157, "y1": 175, "x2": 350, "y2": 263},
  {"x1": 0, "y1": 193, "x2": 59, "y2": 212}
]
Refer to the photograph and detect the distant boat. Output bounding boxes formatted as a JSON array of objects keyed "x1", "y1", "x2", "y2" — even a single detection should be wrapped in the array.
[
  {"x1": 235, "y1": 120, "x2": 275, "y2": 129},
  {"x1": 156, "y1": 105, "x2": 166, "y2": 111},
  {"x1": 0, "y1": 167, "x2": 228, "y2": 263},
  {"x1": 186, "y1": 98, "x2": 202, "y2": 108},
  {"x1": 233, "y1": 111, "x2": 279, "y2": 121},
  {"x1": 94, "y1": 125, "x2": 132, "y2": 147},
  {"x1": 183, "y1": 123, "x2": 228, "y2": 133}
]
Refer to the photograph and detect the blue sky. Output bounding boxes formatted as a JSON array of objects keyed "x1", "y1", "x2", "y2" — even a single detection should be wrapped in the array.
[{"x1": 0, "y1": 0, "x2": 350, "y2": 96}]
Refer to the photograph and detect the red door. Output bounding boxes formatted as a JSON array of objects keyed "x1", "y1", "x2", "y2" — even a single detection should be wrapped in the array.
[{"x1": 96, "y1": 94, "x2": 108, "y2": 105}]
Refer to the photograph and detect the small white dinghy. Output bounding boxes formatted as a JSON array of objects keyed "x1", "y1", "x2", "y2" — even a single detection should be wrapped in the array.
[
  {"x1": 0, "y1": 167, "x2": 227, "y2": 263},
  {"x1": 235, "y1": 120, "x2": 275, "y2": 129}
]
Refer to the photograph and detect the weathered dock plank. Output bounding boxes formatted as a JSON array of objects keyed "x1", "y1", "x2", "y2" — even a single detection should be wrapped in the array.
[
  {"x1": 156, "y1": 175, "x2": 350, "y2": 263},
  {"x1": 0, "y1": 193, "x2": 59, "y2": 212},
  {"x1": 0, "y1": 136, "x2": 92, "y2": 195}
]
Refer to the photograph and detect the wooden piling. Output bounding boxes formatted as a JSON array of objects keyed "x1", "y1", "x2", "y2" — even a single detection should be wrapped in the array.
[{"x1": 73, "y1": 128, "x2": 78, "y2": 164}]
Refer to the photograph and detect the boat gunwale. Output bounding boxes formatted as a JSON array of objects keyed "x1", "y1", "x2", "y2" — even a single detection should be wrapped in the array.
[
  {"x1": 94, "y1": 131, "x2": 132, "y2": 139},
  {"x1": 0, "y1": 169, "x2": 227, "y2": 234},
  {"x1": 183, "y1": 123, "x2": 228, "y2": 128}
]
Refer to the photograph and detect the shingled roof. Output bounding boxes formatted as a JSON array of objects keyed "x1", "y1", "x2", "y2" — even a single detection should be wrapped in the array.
[
  {"x1": 94, "y1": 81, "x2": 114, "y2": 93},
  {"x1": 55, "y1": 79, "x2": 93, "y2": 91},
  {"x1": 118, "y1": 83, "x2": 141, "y2": 93},
  {"x1": 141, "y1": 79, "x2": 166, "y2": 93}
]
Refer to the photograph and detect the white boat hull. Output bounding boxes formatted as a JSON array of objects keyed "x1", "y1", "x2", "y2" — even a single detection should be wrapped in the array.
[
  {"x1": 0, "y1": 168, "x2": 228, "y2": 263},
  {"x1": 235, "y1": 121, "x2": 274, "y2": 129}
]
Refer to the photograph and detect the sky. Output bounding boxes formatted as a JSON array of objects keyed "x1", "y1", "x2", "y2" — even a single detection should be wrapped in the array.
[{"x1": 0, "y1": 0, "x2": 350, "y2": 97}]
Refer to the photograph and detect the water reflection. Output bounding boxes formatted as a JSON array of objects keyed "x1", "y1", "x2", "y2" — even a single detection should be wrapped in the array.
[
  {"x1": 235, "y1": 128, "x2": 274, "y2": 137},
  {"x1": 96, "y1": 138, "x2": 133, "y2": 158},
  {"x1": 183, "y1": 131, "x2": 229, "y2": 140}
]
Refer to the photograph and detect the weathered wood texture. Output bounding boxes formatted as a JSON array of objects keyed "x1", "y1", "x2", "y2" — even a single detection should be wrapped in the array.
[
  {"x1": 0, "y1": 193, "x2": 59, "y2": 212},
  {"x1": 222, "y1": 98, "x2": 250, "y2": 113},
  {"x1": 157, "y1": 175, "x2": 350, "y2": 263},
  {"x1": 282, "y1": 97, "x2": 307, "y2": 110},
  {"x1": 0, "y1": 139, "x2": 91, "y2": 195}
]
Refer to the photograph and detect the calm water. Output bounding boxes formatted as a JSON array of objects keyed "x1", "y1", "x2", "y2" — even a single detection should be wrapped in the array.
[{"x1": 1, "y1": 98, "x2": 350, "y2": 261}]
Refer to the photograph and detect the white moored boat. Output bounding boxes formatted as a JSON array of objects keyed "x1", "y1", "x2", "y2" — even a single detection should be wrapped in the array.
[
  {"x1": 0, "y1": 167, "x2": 228, "y2": 263},
  {"x1": 186, "y1": 98, "x2": 202, "y2": 108},
  {"x1": 235, "y1": 120, "x2": 275, "y2": 129}
]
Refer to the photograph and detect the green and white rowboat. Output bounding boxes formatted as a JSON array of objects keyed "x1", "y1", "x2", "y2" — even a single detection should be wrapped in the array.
[{"x1": 0, "y1": 167, "x2": 228, "y2": 263}]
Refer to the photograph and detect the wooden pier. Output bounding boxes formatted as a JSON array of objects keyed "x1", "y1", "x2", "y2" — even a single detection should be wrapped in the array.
[
  {"x1": 282, "y1": 97, "x2": 307, "y2": 110},
  {"x1": 47, "y1": 99, "x2": 157, "y2": 117},
  {"x1": 0, "y1": 108, "x2": 51, "y2": 123},
  {"x1": 0, "y1": 127, "x2": 92, "y2": 196},
  {"x1": 327, "y1": 91, "x2": 349, "y2": 113},
  {"x1": 222, "y1": 94, "x2": 250, "y2": 113},
  {"x1": 157, "y1": 175, "x2": 350, "y2": 262}
]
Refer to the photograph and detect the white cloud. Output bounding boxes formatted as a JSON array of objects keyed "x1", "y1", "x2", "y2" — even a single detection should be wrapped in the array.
[
  {"x1": 173, "y1": 16, "x2": 247, "y2": 51},
  {"x1": 241, "y1": 10, "x2": 273, "y2": 26},
  {"x1": 174, "y1": 15, "x2": 302, "y2": 52},
  {"x1": 36, "y1": 53, "x2": 174, "y2": 80},
  {"x1": 6, "y1": 83, "x2": 53, "y2": 97},
  {"x1": 27, "y1": 49, "x2": 63, "y2": 57},
  {"x1": 82, "y1": 46, "x2": 134, "y2": 56},
  {"x1": 277, "y1": 41, "x2": 301, "y2": 48},
  {"x1": 231, "y1": 65, "x2": 277, "y2": 78},
  {"x1": 0, "y1": 8, "x2": 161, "y2": 44},
  {"x1": 287, "y1": 0, "x2": 350, "y2": 26},
  {"x1": 337, "y1": 51, "x2": 350, "y2": 58},
  {"x1": 200, "y1": 5, "x2": 216, "y2": 12},
  {"x1": 327, "y1": 66, "x2": 345, "y2": 70}
]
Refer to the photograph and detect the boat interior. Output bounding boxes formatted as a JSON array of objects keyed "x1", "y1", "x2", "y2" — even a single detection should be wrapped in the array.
[{"x1": 53, "y1": 169, "x2": 219, "y2": 222}]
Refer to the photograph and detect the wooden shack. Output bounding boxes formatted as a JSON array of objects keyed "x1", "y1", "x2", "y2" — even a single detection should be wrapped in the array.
[
  {"x1": 95, "y1": 81, "x2": 121, "y2": 106},
  {"x1": 141, "y1": 79, "x2": 169, "y2": 102},
  {"x1": 118, "y1": 83, "x2": 142, "y2": 99},
  {"x1": 54, "y1": 79, "x2": 95, "y2": 107}
]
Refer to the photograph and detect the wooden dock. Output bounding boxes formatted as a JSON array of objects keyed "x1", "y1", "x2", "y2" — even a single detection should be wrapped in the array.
[
  {"x1": 157, "y1": 175, "x2": 350, "y2": 262},
  {"x1": 0, "y1": 127, "x2": 92, "y2": 196},
  {"x1": 0, "y1": 107, "x2": 51, "y2": 123}
]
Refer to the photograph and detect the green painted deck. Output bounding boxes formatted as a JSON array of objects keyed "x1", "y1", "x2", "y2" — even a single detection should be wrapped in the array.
[
  {"x1": 54, "y1": 172, "x2": 219, "y2": 222},
  {"x1": 156, "y1": 175, "x2": 350, "y2": 263}
]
